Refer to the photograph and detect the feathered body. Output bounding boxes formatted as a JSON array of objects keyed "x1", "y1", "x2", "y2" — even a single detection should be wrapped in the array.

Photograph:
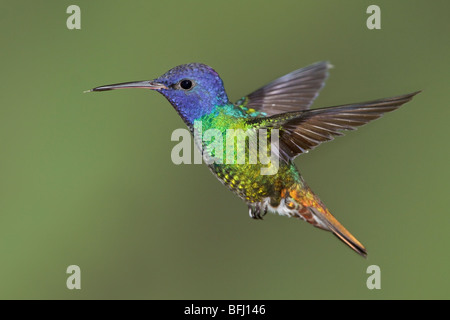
[{"x1": 90, "y1": 62, "x2": 420, "y2": 257}]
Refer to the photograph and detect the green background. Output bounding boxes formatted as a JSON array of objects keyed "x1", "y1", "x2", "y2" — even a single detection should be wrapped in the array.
[{"x1": 0, "y1": 0, "x2": 448, "y2": 299}]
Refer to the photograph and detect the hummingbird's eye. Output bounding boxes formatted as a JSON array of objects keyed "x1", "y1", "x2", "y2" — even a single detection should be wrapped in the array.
[{"x1": 179, "y1": 79, "x2": 194, "y2": 91}]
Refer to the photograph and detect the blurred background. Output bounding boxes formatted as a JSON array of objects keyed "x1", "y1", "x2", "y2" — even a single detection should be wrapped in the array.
[{"x1": 0, "y1": 0, "x2": 448, "y2": 299}]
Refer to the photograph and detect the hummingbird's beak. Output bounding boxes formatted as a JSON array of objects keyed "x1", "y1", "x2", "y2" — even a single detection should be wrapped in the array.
[{"x1": 85, "y1": 80, "x2": 168, "y2": 93}]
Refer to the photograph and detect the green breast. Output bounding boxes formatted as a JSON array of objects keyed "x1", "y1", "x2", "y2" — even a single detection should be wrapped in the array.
[{"x1": 194, "y1": 106, "x2": 299, "y2": 203}]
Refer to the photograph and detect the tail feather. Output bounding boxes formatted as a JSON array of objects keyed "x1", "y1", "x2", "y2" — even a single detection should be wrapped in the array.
[
  {"x1": 286, "y1": 186, "x2": 367, "y2": 257},
  {"x1": 308, "y1": 207, "x2": 367, "y2": 258}
]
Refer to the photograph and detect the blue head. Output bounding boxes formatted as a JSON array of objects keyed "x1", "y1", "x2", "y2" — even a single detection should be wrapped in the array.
[{"x1": 91, "y1": 63, "x2": 229, "y2": 125}]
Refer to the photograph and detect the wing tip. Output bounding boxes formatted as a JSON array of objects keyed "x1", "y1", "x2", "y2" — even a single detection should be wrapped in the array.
[
  {"x1": 310, "y1": 61, "x2": 333, "y2": 73},
  {"x1": 383, "y1": 90, "x2": 421, "y2": 109},
  {"x1": 408, "y1": 90, "x2": 422, "y2": 100},
  {"x1": 398, "y1": 90, "x2": 421, "y2": 101}
]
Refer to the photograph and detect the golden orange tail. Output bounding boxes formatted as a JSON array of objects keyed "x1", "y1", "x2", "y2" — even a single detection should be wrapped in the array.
[
  {"x1": 287, "y1": 186, "x2": 367, "y2": 257},
  {"x1": 307, "y1": 205, "x2": 367, "y2": 257}
]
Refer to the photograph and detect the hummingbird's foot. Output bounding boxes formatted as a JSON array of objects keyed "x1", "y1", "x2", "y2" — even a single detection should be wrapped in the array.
[{"x1": 248, "y1": 202, "x2": 268, "y2": 220}]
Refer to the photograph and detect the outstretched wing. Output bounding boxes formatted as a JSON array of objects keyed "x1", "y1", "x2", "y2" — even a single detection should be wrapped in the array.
[
  {"x1": 235, "y1": 61, "x2": 331, "y2": 116},
  {"x1": 255, "y1": 91, "x2": 420, "y2": 161}
]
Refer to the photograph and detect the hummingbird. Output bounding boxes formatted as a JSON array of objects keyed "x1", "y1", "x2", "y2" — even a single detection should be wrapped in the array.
[{"x1": 88, "y1": 62, "x2": 419, "y2": 257}]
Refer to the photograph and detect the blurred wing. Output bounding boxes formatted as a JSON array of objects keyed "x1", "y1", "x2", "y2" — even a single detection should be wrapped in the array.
[
  {"x1": 235, "y1": 61, "x2": 331, "y2": 116},
  {"x1": 259, "y1": 92, "x2": 420, "y2": 161}
]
